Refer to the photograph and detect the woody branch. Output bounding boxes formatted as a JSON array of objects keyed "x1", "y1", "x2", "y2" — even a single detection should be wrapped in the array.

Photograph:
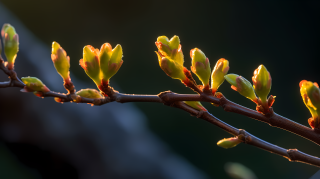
[{"x1": 1, "y1": 56, "x2": 320, "y2": 168}]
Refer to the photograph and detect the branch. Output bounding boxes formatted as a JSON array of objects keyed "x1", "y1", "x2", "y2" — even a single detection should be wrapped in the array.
[
  {"x1": 0, "y1": 57, "x2": 320, "y2": 167},
  {"x1": 171, "y1": 101, "x2": 320, "y2": 167},
  {"x1": 0, "y1": 57, "x2": 24, "y2": 88}
]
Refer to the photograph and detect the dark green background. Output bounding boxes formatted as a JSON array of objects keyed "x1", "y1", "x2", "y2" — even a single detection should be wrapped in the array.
[{"x1": 1, "y1": 0, "x2": 320, "y2": 178}]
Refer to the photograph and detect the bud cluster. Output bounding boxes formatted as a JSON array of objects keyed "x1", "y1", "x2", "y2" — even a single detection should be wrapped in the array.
[
  {"x1": 155, "y1": 36, "x2": 186, "y2": 81},
  {"x1": 190, "y1": 48, "x2": 229, "y2": 93},
  {"x1": 224, "y1": 64, "x2": 273, "y2": 114},
  {"x1": 79, "y1": 43, "x2": 123, "y2": 91},
  {"x1": 155, "y1": 35, "x2": 230, "y2": 95}
]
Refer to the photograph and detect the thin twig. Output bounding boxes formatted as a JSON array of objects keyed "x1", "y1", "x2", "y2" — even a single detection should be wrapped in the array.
[{"x1": 171, "y1": 100, "x2": 320, "y2": 167}]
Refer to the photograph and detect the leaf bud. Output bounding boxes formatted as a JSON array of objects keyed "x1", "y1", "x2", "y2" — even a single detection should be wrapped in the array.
[
  {"x1": 1, "y1": 24, "x2": 19, "y2": 70},
  {"x1": 217, "y1": 137, "x2": 241, "y2": 149},
  {"x1": 225, "y1": 162, "x2": 257, "y2": 179},
  {"x1": 190, "y1": 48, "x2": 211, "y2": 87},
  {"x1": 211, "y1": 58, "x2": 229, "y2": 94},
  {"x1": 100, "y1": 43, "x2": 123, "y2": 82},
  {"x1": 76, "y1": 89, "x2": 103, "y2": 99},
  {"x1": 300, "y1": 80, "x2": 320, "y2": 128},
  {"x1": 51, "y1": 41, "x2": 70, "y2": 82},
  {"x1": 155, "y1": 35, "x2": 184, "y2": 66},
  {"x1": 21, "y1": 76, "x2": 50, "y2": 93},
  {"x1": 155, "y1": 51, "x2": 186, "y2": 81},
  {"x1": 252, "y1": 65, "x2": 271, "y2": 102},
  {"x1": 79, "y1": 45, "x2": 101, "y2": 86},
  {"x1": 225, "y1": 74, "x2": 258, "y2": 103},
  {"x1": 184, "y1": 101, "x2": 207, "y2": 111}
]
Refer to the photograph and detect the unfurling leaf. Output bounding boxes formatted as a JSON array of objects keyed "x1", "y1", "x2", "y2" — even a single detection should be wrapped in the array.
[
  {"x1": 51, "y1": 41, "x2": 70, "y2": 82},
  {"x1": 190, "y1": 48, "x2": 211, "y2": 87},
  {"x1": 211, "y1": 58, "x2": 229, "y2": 94},
  {"x1": 100, "y1": 43, "x2": 123, "y2": 82},
  {"x1": 21, "y1": 76, "x2": 50, "y2": 93},
  {"x1": 1, "y1": 24, "x2": 19, "y2": 70},
  {"x1": 155, "y1": 35, "x2": 184, "y2": 67},
  {"x1": 155, "y1": 51, "x2": 186, "y2": 81},
  {"x1": 80, "y1": 45, "x2": 101, "y2": 86},
  {"x1": 225, "y1": 74, "x2": 258, "y2": 103},
  {"x1": 80, "y1": 43, "x2": 124, "y2": 89}
]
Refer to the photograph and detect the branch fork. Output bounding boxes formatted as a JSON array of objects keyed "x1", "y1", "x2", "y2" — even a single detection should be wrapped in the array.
[{"x1": 1, "y1": 54, "x2": 320, "y2": 167}]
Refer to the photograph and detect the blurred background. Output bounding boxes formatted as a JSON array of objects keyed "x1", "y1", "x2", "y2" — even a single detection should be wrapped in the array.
[{"x1": 0, "y1": 0, "x2": 320, "y2": 178}]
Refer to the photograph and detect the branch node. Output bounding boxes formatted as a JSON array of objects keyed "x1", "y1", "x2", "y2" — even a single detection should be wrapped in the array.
[
  {"x1": 69, "y1": 93, "x2": 78, "y2": 102},
  {"x1": 196, "y1": 110, "x2": 205, "y2": 118},
  {"x1": 158, "y1": 91, "x2": 175, "y2": 106},
  {"x1": 64, "y1": 80, "x2": 75, "y2": 94},
  {"x1": 238, "y1": 129, "x2": 251, "y2": 143},
  {"x1": 219, "y1": 96, "x2": 229, "y2": 109},
  {"x1": 92, "y1": 98, "x2": 102, "y2": 106},
  {"x1": 203, "y1": 87, "x2": 212, "y2": 95},
  {"x1": 264, "y1": 107, "x2": 274, "y2": 118},
  {"x1": 238, "y1": 134, "x2": 245, "y2": 142},
  {"x1": 287, "y1": 149, "x2": 298, "y2": 161}
]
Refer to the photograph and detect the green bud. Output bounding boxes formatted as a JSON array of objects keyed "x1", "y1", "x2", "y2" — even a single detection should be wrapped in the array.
[
  {"x1": 1, "y1": 24, "x2": 19, "y2": 70},
  {"x1": 217, "y1": 137, "x2": 241, "y2": 149},
  {"x1": 252, "y1": 65, "x2": 271, "y2": 102},
  {"x1": 190, "y1": 48, "x2": 211, "y2": 87},
  {"x1": 211, "y1": 58, "x2": 229, "y2": 94},
  {"x1": 184, "y1": 101, "x2": 207, "y2": 111},
  {"x1": 51, "y1": 41, "x2": 70, "y2": 81},
  {"x1": 300, "y1": 80, "x2": 320, "y2": 128},
  {"x1": 225, "y1": 74, "x2": 258, "y2": 102},
  {"x1": 225, "y1": 162, "x2": 257, "y2": 179},
  {"x1": 156, "y1": 51, "x2": 186, "y2": 81},
  {"x1": 21, "y1": 76, "x2": 50, "y2": 93},
  {"x1": 76, "y1": 88, "x2": 103, "y2": 99},
  {"x1": 80, "y1": 45, "x2": 101, "y2": 85}
]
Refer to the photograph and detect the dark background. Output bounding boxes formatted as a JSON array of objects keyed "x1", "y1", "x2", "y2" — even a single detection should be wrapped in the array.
[{"x1": 0, "y1": 0, "x2": 320, "y2": 178}]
